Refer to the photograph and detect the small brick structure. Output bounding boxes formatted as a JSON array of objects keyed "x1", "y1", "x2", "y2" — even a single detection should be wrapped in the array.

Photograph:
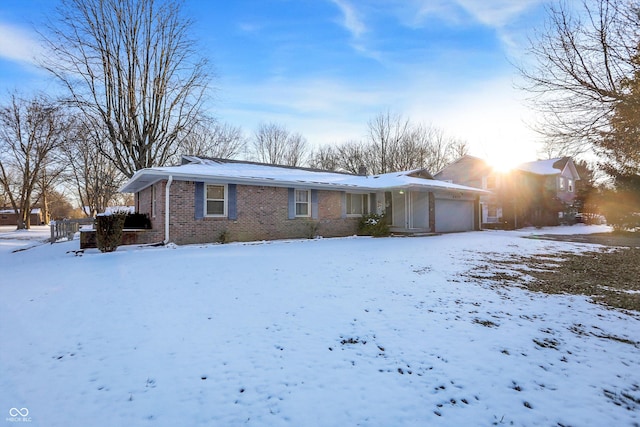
[
  {"x1": 80, "y1": 229, "x2": 153, "y2": 249},
  {"x1": 0, "y1": 208, "x2": 45, "y2": 226}
]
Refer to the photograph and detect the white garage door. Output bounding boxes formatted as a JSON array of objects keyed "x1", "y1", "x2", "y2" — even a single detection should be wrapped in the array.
[{"x1": 435, "y1": 199, "x2": 474, "y2": 232}]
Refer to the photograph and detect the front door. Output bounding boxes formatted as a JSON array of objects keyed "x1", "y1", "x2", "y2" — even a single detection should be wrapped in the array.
[
  {"x1": 386, "y1": 191, "x2": 429, "y2": 230},
  {"x1": 410, "y1": 191, "x2": 429, "y2": 229}
]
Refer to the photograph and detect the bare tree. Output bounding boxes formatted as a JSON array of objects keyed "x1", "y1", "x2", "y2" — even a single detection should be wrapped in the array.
[
  {"x1": 362, "y1": 112, "x2": 469, "y2": 174},
  {"x1": 308, "y1": 145, "x2": 339, "y2": 171},
  {"x1": 282, "y1": 132, "x2": 308, "y2": 167},
  {"x1": 519, "y1": 0, "x2": 639, "y2": 155},
  {"x1": 598, "y1": 49, "x2": 640, "y2": 175},
  {"x1": 0, "y1": 186, "x2": 9, "y2": 207},
  {"x1": 36, "y1": 151, "x2": 68, "y2": 224},
  {"x1": 42, "y1": 0, "x2": 210, "y2": 177},
  {"x1": 367, "y1": 111, "x2": 412, "y2": 174},
  {"x1": 180, "y1": 119, "x2": 247, "y2": 160},
  {"x1": 62, "y1": 120, "x2": 124, "y2": 217},
  {"x1": 252, "y1": 123, "x2": 288, "y2": 164},
  {"x1": 0, "y1": 94, "x2": 68, "y2": 229},
  {"x1": 252, "y1": 122, "x2": 308, "y2": 166},
  {"x1": 448, "y1": 138, "x2": 469, "y2": 162},
  {"x1": 46, "y1": 189, "x2": 77, "y2": 220},
  {"x1": 416, "y1": 125, "x2": 469, "y2": 173},
  {"x1": 306, "y1": 112, "x2": 469, "y2": 176},
  {"x1": 308, "y1": 141, "x2": 367, "y2": 174},
  {"x1": 335, "y1": 140, "x2": 373, "y2": 174}
]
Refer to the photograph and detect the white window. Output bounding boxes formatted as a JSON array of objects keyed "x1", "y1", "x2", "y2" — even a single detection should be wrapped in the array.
[
  {"x1": 558, "y1": 177, "x2": 566, "y2": 191},
  {"x1": 295, "y1": 189, "x2": 310, "y2": 217},
  {"x1": 206, "y1": 184, "x2": 227, "y2": 217},
  {"x1": 151, "y1": 184, "x2": 156, "y2": 218},
  {"x1": 346, "y1": 193, "x2": 369, "y2": 216},
  {"x1": 568, "y1": 179, "x2": 574, "y2": 192},
  {"x1": 486, "y1": 175, "x2": 497, "y2": 189}
]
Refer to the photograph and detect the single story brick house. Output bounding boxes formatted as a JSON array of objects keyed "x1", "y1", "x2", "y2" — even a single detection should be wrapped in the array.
[{"x1": 116, "y1": 156, "x2": 488, "y2": 246}]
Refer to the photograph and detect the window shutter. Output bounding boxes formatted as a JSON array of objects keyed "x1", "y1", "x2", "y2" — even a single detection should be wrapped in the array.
[
  {"x1": 195, "y1": 182, "x2": 204, "y2": 220},
  {"x1": 341, "y1": 192, "x2": 347, "y2": 218},
  {"x1": 311, "y1": 189, "x2": 319, "y2": 219},
  {"x1": 288, "y1": 188, "x2": 295, "y2": 219},
  {"x1": 370, "y1": 193, "x2": 377, "y2": 214},
  {"x1": 228, "y1": 184, "x2": 237, "y2": 220}
]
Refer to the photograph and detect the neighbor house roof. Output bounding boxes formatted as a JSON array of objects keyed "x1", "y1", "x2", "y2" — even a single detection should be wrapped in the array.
[
  {"x1": 0, "y1": 208, "x2": 41, "y2": 214},
  {"x1": 517, "y1": 157, "x2": 569, "y2": 175},
  {"x1": 120, "y1": 156, "x2": 489, "y2": 195},
  {"x1": 433, "y1": 155, "x2": 491, "y2": 177}
]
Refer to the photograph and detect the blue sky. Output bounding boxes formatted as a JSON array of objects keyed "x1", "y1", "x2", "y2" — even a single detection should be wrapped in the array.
[{"x1": 0, "y1": 0, "x2": 550, "y2": 168}]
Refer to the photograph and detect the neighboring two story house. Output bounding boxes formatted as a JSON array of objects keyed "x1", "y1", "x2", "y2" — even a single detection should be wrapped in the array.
[{"x1": 435, "y1": 155, "x2": 581, "y2": 228}]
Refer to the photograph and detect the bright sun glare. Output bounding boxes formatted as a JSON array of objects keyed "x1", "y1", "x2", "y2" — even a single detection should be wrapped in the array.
[{"x1": 488, "y1": 155, "x2": 520, "y2": 173}]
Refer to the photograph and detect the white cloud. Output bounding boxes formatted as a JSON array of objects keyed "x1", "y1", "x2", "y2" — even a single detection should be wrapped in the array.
[
  {"x1": 215, "y1": 75, "x2": 390, "y2": 143},
  {"x1": 237, "y1": 22, "x2": 261, "y2": 33},
  {"x1": 328, "y1": 0, "x2": 385, "y2": 61},
  {"x1": 400, "y1": 0, "x2": 544, "y2": 28},
  {"x1": 406, "y1": 0, "x2": 464, "y2": 26},
  {"x1": 456, "y1": 0, "x2": 544, "y2": 28},
  {"x1": 329, "y1": 0, "x2": 366, "y2": 39},
  {"x1": 387, "y1": 0, "x2": 545, "y2": 66},
  {"x1": 0, "y1": 22, "x2": 44, "y2": 65}
]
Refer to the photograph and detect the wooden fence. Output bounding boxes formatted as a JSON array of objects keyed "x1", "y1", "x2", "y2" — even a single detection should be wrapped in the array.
[{"x1": 50, "y1": 218, "x2": 95, "y2": 243}]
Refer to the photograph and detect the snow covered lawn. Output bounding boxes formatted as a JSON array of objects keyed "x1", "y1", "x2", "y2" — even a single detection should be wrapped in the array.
[{"x1": 1, "y1": 226, "x2": 638, "y2": 426}]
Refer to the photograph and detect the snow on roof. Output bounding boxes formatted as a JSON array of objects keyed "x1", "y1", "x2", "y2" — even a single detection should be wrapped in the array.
[
  {"x1": 120, "y1": 157, "x2": 489, "y2": 195},
  {"x1": 0, "y1": 208, "x2": 41, "y2": 214},
  {"x1": 104, "y1": 206, "x2": 135, "y2": 215},
  {"x1": 367, "y1": 169, "x2": 484, "y2": 192},
  {"x1": 516, "y1": 158, "x2": 566, "y2": 175}
]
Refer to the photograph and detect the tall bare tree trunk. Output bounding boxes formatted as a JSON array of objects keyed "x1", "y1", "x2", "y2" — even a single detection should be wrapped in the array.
[
  {"x1": 42, "y1": 0, "x2": 210, "y2": 177},
  {"x1": 0, "y1": 95, "x2": 67, "y2": 230}
]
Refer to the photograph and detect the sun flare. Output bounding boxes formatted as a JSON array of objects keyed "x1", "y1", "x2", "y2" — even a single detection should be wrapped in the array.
[{"x1": 488, "y1": 155, "x2": 520, "y2": 173}]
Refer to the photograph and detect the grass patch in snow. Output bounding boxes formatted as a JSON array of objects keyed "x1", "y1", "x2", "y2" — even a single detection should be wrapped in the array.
[{"x1": 467, "y1": 247, "x2": 640, "y2": 313}]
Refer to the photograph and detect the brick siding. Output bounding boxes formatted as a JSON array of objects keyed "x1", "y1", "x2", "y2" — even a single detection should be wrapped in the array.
[{"x1": 134, "y1": 180, "x2": 359, "y2": 245}]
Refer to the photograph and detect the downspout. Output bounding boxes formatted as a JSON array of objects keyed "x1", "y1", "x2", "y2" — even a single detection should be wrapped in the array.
[{"x1": 164, "y1": 175, "x2": 173, "y2": 244}]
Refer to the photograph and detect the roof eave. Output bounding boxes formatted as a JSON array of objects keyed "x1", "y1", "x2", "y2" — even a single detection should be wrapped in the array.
[
  {"x1": 119, "y1": 169, "x2": 491, "y2": 195},
  {"x1": 119, "y1": 169, "x2": 373, "y2": 193},
  {"x1": 119, "y1": 169, "x2": 168, "y2": 193}
]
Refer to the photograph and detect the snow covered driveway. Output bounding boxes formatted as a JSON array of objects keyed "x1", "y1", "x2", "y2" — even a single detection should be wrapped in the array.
[{"x1": 1, "y1": 226, "x2": 638, "y2": 426}]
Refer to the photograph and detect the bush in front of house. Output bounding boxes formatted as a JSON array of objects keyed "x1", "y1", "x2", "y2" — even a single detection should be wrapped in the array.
[
  {"x1": 602, "y1": 206, "x2": 639, "y2": 232},
  {"x1": 599, "y1": 177, "x2": 640, "y2": 232},
  {"x1": 95, "y1": 211, "x2": 128, "y2": 252},
  {"x1": 599, "y1": 173, "x2": 640, "y2": 232},
  {"x1": 357, "y1": 213, "x2": 390, "y2": 237},
  {"x1": 123, "y1": 212, "x2": 151, "y2": 229}
]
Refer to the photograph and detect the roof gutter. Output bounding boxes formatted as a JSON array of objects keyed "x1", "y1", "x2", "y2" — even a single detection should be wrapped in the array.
[
  {"x1": 119, "y1": 166, "x2": 491, "y2": 197},
  {"x1": 164, "y1": 175, "x2": 173, "y2": 245}
]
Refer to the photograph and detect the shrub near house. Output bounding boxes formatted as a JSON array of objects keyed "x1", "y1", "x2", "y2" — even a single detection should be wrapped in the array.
[
  {"x1": 357, "y1": 213, "x2": 390, "y2": 237},
  {"x1": 80, "y1": 211, "x2": 152, "y2": 250},
  {"x1": 95, "y1": 212, "x2": 128, "y2": 252}
]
